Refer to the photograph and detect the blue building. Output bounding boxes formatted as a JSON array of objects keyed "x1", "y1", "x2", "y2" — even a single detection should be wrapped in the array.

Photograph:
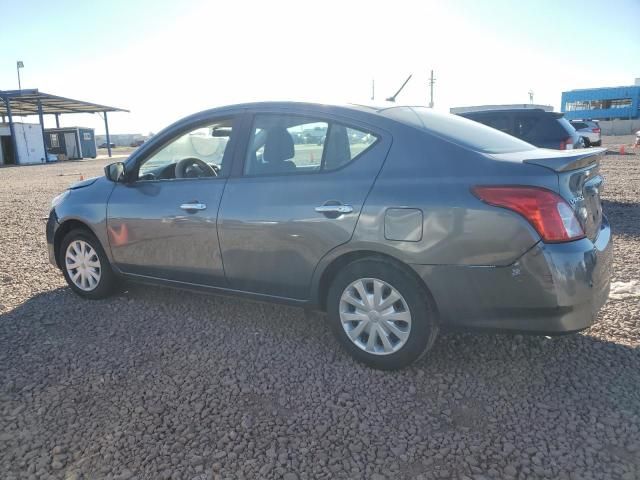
[{"x1": 561, "y1": 84, "x2": 640, "y2": 121}]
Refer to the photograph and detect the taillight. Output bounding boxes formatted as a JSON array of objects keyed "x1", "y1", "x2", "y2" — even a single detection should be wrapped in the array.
[
  {"x1": 472, "y1": 186, "x2": 585, "y2": 243},
  {"x1": 560, "y1": 137, "x2": 574, "y2": 150},
  {"x1": 592, "y1": 128, "x2": 601, "y2": 134}
]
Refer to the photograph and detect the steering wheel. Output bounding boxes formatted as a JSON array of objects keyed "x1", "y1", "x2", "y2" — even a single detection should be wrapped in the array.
[{"x1": 174, "y1": 157, "x2": 217, "y2": 179}]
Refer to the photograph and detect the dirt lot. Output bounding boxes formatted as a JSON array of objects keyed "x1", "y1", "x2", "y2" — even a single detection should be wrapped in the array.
[{"x1": 1, "y1": 140, "x2": 639, "y2": 480}]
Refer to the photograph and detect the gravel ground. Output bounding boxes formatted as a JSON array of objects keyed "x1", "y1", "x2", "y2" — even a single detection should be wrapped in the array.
[{"x1": 1, "y1": 143, "x2": 639, "y2": 480}]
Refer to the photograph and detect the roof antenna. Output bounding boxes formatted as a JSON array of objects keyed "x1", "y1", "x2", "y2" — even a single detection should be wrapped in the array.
[{"x1": 386, "y1": 74, "x2": 413, "y2": 102}]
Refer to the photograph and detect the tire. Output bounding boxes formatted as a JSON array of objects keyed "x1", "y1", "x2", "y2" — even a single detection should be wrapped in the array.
[
  {"x1": 59, "y1": 228, "x2": 116, "y2": 299},
  {"x1": 582, "y1": 137, "x2": 590, "y2": 148},
  {"x1": 326, "y1": 258, "x2": 438, "y2": 370}
]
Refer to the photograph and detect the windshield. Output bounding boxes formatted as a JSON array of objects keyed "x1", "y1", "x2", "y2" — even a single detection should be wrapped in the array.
[{"x1": 382, "y1": 106, "x2": 537, "y2": 154}]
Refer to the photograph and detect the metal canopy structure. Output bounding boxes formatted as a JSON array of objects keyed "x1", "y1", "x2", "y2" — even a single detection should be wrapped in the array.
[
  {"x1": 0, "y1": 89, "x2": 128, "y2": 163},
  {"x1": 0, "y1": 89, "x2": 128, "y2": 116}
]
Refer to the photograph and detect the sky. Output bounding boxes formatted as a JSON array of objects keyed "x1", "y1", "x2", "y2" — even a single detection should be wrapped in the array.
[{"x1": 1, "y1": 0, "x2": 638, "y2": 135}]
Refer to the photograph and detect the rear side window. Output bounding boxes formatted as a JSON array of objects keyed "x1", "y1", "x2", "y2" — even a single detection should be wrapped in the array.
[
  {"x1": 244, "y1": 114, "x2": 378, "y2": 176},
  {"x1": 557, "y1": 117, "x2": 577, "y2": 136},
  {"x1": 476, "y1": 114, "x2": 511, "y2": 134},
  {"x1": 516, "y1": 114, "x2": 570, "y2": 141},
  {"x1": 323, "y1": 125, "x2": 377, "y2": 171},
  {"x1": 384, "y1": 107, "x2": 535, "y2": 154},
  {"x1": 514, "y1": 116, "x2": 540, "y2": 139},
  {"x1": 249, "y1": 118, "x2": 328, "y2": 174}
]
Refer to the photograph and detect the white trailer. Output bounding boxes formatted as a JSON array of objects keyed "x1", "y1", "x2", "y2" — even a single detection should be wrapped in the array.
[{"x1": 0, "y1": 122, "x2": 46, "y2": 165}]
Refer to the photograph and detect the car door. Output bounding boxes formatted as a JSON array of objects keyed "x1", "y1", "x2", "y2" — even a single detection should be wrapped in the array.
[
  {"x1": 217, "y1": 110, "x2": 391, "y2": 300},
  {"x1": 106, "y1": 115, "x2": 241, "y2": 286}
]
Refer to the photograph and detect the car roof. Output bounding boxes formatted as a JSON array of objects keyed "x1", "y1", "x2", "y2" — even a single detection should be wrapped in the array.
[
  {"x1": 197, "y1": 100, "x2": 386, "y2": 113},
  {"x1": 460, "y1": 108, "x2": 561, "y2": 117}
]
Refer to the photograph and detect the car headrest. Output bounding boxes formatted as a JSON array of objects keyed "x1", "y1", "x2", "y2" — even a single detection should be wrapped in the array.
[{"x1": 264, "y1": 127, "x2": 294, "y2": 164}]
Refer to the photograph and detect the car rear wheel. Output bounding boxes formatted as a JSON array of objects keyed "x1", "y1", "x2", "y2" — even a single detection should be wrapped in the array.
[
  {"x1": 60, "y1": 229, "x2": 116, "y2": 299},
  {"x1": 327, "y1": 258, "x2": 438, "y2": 370},
  {"x1": 582, "y1": 137, "x2": 591, "y2": 147}
]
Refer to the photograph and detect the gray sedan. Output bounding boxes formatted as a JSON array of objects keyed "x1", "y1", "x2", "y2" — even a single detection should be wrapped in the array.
[{"x1": 46, "y1": 102, "x2": 612, "y2": 369}]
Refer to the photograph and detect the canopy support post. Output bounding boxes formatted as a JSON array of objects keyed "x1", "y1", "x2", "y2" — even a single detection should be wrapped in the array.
[
  {"x1": 55, "y1": 113, "x2": 60, "y2": 128},
  {"x1": 37, "y1": 99, "x2": 47, "y2": 163},
  {"x1": 103, "y1": 111, "x2": 112, "y2": 158},
  {"x1": 3, "y1": 96, "x2": 20, "y2": 165}
]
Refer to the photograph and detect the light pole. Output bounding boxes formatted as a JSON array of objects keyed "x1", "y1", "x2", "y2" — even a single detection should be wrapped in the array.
[{"x1": 16, "y1": 61, "x2": 24, "y2": 90}]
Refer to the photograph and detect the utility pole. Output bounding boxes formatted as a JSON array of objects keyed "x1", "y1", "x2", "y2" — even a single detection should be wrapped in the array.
[
  {"x1": 528, "y1": 89, "x2": 534, "y2": 104},
  {"x1": 428, "y1": 70, "x2": 435, "y2": 108},
  {"x1": 371, "y1": 79, "x2": 375, "y2": 101}
]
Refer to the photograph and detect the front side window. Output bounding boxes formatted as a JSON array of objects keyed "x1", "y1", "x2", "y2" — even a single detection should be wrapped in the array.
[
  {"x1": 137, "y1": 119, "x2": 233, "y2": 181},
  {"x1": 244, "y1": 114, "x2": 377, "y2": 176}
]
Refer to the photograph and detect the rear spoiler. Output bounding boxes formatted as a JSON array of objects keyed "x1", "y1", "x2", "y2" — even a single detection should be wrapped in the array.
[{"x1": 524, "y1": 147, "x2": 605, "y2": 172}]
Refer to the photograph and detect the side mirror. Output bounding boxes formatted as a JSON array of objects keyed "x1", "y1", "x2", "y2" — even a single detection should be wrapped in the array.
[{"x1": 104, "y1": 162, "x2": 125, "y2": 182}]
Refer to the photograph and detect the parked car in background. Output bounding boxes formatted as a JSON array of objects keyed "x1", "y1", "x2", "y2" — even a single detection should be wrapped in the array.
[
  {"x1": 130, "y1": 139, "x2": 145, "y2": 147},
  {"x1": 457, "y1": 108, "x2": 583, "y2": 150},
  {"x1": 635, "y1": 130, "x2": 640, "y2": 147},
  {"x1": 570, "y1": 120, "x2": 601, "y2": 147},
  {"x1": 46, "y1": 102, "x2": 611, "y2": 370},
  {"x1": 98, "y1": 142, "x2": 115, "y2": 149}
]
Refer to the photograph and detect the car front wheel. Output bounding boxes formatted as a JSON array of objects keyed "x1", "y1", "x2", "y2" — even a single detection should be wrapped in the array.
[
  {"x1": 60, "y1": 229, "x2": 116, "y2": 299},
  {"x1": 327, "y1": 258, "x2": 438, "y2": 370}
]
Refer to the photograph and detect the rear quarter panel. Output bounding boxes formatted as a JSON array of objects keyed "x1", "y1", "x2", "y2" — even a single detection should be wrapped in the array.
[{"x1": 349, "y1": 127, "x2": 559, "y2": 267}]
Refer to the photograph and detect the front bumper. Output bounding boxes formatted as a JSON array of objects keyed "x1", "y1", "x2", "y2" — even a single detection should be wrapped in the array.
[
  {"x1": 46, "y1": 209, "x2": 60, "y2": 267},
  {"x1": 411, "y1": 217, "x2": 613, "y2": 334}
]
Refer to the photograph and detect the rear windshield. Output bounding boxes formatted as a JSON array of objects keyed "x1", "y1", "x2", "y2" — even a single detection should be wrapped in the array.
[{"x1": 382, "y1": 107, "x2": 536, "y2": 154}]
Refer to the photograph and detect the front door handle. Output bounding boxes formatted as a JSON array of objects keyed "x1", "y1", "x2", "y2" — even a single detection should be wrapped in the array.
[
  {"x1": 180, "y1": 202, "x2": 207, "y2": 211},
  {"x1": 315, "y1": 204, "x2": 353, "y2": 214}
]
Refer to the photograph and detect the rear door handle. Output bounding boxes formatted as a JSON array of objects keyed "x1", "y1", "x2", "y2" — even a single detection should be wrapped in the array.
[
  {"x1": 315, "y1": 204, "x2": 353, "y2": 214},
  {"x1": 180, "y1": 202, "x2": 207, "y2": 211}
]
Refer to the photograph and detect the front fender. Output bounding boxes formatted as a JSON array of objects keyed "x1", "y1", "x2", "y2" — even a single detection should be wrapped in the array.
[{"x1": 53, "y1": 177, "x2": 115, "y2": 262}]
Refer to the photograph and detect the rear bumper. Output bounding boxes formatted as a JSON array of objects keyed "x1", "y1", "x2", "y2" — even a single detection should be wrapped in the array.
[
  {"x1": 580, "y1": 133, "x2": 601, "y2": 145},
  {"x1": 411, "y1": 217, "x2": 613, "y2": 334}
]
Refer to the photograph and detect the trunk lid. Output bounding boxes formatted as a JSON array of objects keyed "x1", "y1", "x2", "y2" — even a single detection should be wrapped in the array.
[{"x1": 494, "y1": 148, "x2": 606, "y2": 240}]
